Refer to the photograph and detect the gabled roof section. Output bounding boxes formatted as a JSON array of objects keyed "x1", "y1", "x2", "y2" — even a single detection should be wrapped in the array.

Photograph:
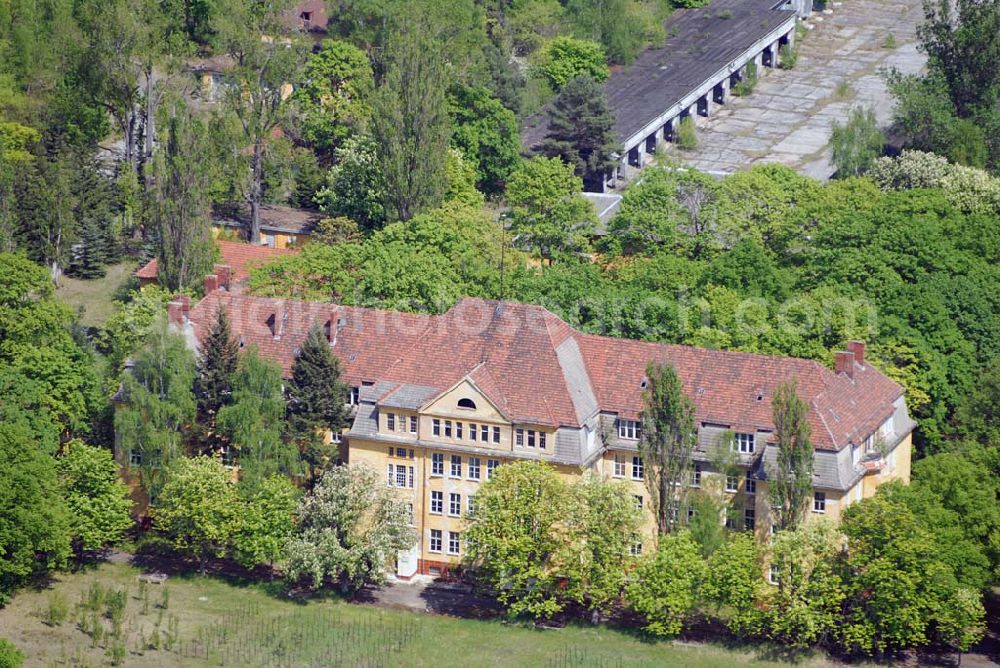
[
  {"x1": 183, "y1": 292, "x2": 906, "y2": 450},
  {"x1": 135, "y1": 240, "x2": 297, "y2": 284}
]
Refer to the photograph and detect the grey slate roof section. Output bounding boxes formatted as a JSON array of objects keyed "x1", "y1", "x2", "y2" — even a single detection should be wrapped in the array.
[
  {"x1": 523, "y1": 0, "x2": 795, "y2": 150},
  {"x1": 554, "y1": 427, "x2": 584, "y2": 465},
  {"x1": 555, "y1": 337, "x2": 599, "y2": 425},
  {"x1": 350, "y1": 401, "x2": 379, "y2": 438},
  {"x1": 360, "y1": 381, "x2": 398, "y2": 403},
  {"x1": 379, "y1": 384, "x2": 441, "y2": 410}
]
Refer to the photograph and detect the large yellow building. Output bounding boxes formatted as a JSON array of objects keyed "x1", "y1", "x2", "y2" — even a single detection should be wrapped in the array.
[{"x1": 173, "y1": 291, "x2": 914, "y2": 578}]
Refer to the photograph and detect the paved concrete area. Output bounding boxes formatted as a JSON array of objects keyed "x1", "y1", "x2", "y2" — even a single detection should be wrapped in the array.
[{"x1": 670, "y1": 0, "x2": 926, "y2": 179}]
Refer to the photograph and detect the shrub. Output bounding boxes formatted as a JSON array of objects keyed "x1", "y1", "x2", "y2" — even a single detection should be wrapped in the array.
[
  {"x1": 883, "y1": 32, "x2": 897, "y2": 49},
  {"x1": 677, "y1": 116, "x2": 699, "y2": 150},
  {"x1": 779, "y1": 43, "x2": 798, "y2": 69},
  {"x1": 0, "y1": 639, "x2": 25, "y2": 668},
  {"x1": 732, "y1": 62, "x2": 758, "y2": 96},
  {"x1": 829, "y1": 106, "x2": 884, "y2": 177}
]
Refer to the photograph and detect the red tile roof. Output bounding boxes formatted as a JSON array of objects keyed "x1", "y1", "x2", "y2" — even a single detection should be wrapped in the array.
[
  {"x1": 135, "y1": 241, "x2": 298, "y2": 284},
  {"x1": 182, "y1": 293, "x2": 904, "y2": 451}
]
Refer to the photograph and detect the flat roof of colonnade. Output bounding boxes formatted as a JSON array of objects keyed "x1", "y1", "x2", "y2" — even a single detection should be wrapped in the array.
[{"x1": 522, "y1": 0, "x2": 797, "y2": 150}]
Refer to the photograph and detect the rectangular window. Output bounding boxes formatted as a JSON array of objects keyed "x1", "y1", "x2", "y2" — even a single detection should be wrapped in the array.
[
  {"x1": 467, "y1": 495, "x2": 476, "y2": 513},
  {"x1": 396, "y1": 447, "x2": 407, "y2": 458},
  {"x1": 487, "y1": 459, "x2": 499, "y2": 479},
  {"x1": 527, "y1": 430, "x2": 536, "y2": 448},
  {"x1": 395, "y1": 465, "x2": 406, "y2": 488},
  {"x1": 409, "y1": 415, "x2": 417, "y2": 433},
  {"x1": 387, "y1": 412, "x2": 395, "y2": 431},
  {"x1": 768, "y1": 564, "x2": 779, "y2": 585},
  {"x1": 432, "y1": 419, "x2": 441, "y2": 436},
  {"x1": 690, "y1": 463, "x2": 701, "y2": 487},
  {"x1": 629, "y1": 542, "x2": 643, "y2": 556},
  {"x1": 406, "y1": 503, "x2": 414, "y2": 525},
  {"x1": 687, "y1": 505, "x2": 696, "y2": 520},
  {"x1": 468, "y1": 457, "x2": 481, "y2": 480},
  {"x1": 450, "y1": 455, "x2": 462, "y2": 478},
  {"x1": 613, "y1": 454, "x2": 626, "y2": 478},
  {"x1": 430, "y1": 491, "x2": 443, "y2": 514},
  {"x1": 456, "y1": 422, "x2": 463, "y2": 439},
  {"x1": 481, "y1": 425, "x2": 489, "y2": 442},
  {"x1": 744, "y1": 508, "x2": 756, "y2": 531},
  {"x1": 349, "y1": 387, "x2": 360, "y2": 405},
  {"x1": 632, "y1": 456, "x2": 644, "y2": 480},
  {"x1": 539, "y1": 432, "x2": 546, "y2": 449},
  {"x1": 515, "y1": 428, "x2": 524, "y2": 446},
  {"x1": 813, "y1": 492, "x2": 826, "y2": 513},
  {"x1": 431, "y1": 453, "x2": 444, "y2": 476},
  {"x1": 429, "y1": 529, "x2": 442, "y2": 553},
  {"x1": 735, "y1": 432, "x2": 755, "y2": 454},
  {"x1": 633, "y1": 495, "x2": 643, "y2": 511},
  {"x1": 449, "y1": 493, "x2": 461, "y2": 517},
  {"x1": 444, "y1": 420, "x2": 452, "y2": 438},
  {"x1": 745, "y1": 472, "x2": 756, "y2": 495},
  {"x1": 387, "y1": 463, "x2": 393, "y2": 486},
  {"x1": 128, "y1": 450, "x2": 142, "y2": 466},
  {"x1": 726, "y1": 474, "x2": 739, "y2": 492},
  {"x1": 408, "y1": 466, "x2": 414, "y2": 488},
  {"x1": 470, "y1": 423, "x2": 477, "y2": 441},
  {"x1": 492, "y1": 426, "x2": 500, "y2": 443},
  {"x1": 448, "y1": 531, "x2": 460, "y2": 556},
  {"x1": 618, "y1": 419, "x2": 641, "y2": 440}
]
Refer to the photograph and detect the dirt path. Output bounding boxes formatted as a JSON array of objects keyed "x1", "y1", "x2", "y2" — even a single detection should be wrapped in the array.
[{"x1": 670, "y1": 0, "x2": 926, "y2": 179}]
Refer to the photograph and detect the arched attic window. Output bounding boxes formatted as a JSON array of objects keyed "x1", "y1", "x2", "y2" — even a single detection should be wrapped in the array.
[{"x1": 457, "y1": 398, "x2": 477, "y2": 410}]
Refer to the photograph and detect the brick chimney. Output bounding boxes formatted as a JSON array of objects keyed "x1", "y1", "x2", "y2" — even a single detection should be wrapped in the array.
[
  {"x1": 204, "y1": 274, "x2": 219, "y2": 294},
  {"x1": 846, "y1": 340, "x2": 866, "y2": 367},
  {"x1": 167, "y1": 301, "x2": 185, "y2": 326},
  {"x1": 835, "y1": 350, "x2": 856, "y2": 378},
  {"x1": 213, "y1": 264, "x2": 232, "y2": 290}
]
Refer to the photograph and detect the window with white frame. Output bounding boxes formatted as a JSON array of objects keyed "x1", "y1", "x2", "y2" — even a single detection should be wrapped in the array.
[
  {"x1": 409, "y1": 415, "x2": 417, "y2": 433},
  {"x1": 430, "y1": 491, "x2": 443, "y2": 514},
  {"x1": 429, "y1": 529, "x2": 442, "y2": 553},
  {"x1": 515, "y1": 429, "x2": 523, "y2": 446},
  {"x1": 479, "y1": 424, "x2": 488, "y2": 441},
  {"x1": 613, "y1": 454, "x2": 626, "y2": 478},
  {"x1": 386, "y1": 412, "x2": 395, "y2": 431},
  {"x1": 406, "y1": 503, "x2": 414, "y2": 525},
  {"x1": 432, "y1": 419, "x2": 441, "y2": 436},
  {"x1": 450, "y1": 454, "x2": 461, "y2": 478},
  {"x1": 744, "y1": 507, "x2": 755, "y2": 531},
  {"x1": 487, "y1": 459, "x2": 499, "y2": 479},
  {"x1": 527, "y1": 430, "x2": 536, "y2": 448},
  {"x1": 633, "y1": 495, "x2": 643, "y2": 511},
  {"x1": 448, "y1": 531, "x2": 461, "y2": 555},
  {"x1": 687, "y1": 505, "x2": 695, "y2": 520},
  {"x1": 467, "y1": 495, "x2": 476, "y2": 513},
  {"x1": 388, "y1": 464, "x2": 413, "y2": 489},
  {"x1": 629, "y1": 542, "x2": 643, "y2": 556},
  {"x1": 349, "y1": 387, "x2": 360, "y2": 405},
  {"x1": 470, "y1": 423, "x2": 477, "y2": 441},
  {"x1": 492, "y1": 426, "x2": 500, "y2": 443},
  {"x1": 128, "y1": 449, "x2": 142, "y2": 466},
  {"x1": 745, "y1": 471, "x2": 756, "y2": 495},
  {"x1": 726, "y1": 474, "x2": 739, "y2": 492},
  {"x1": 449, "y1": 493, "x2": 461, "y2": 516},
  {"x1": 734, "y1": 432, "x2": 755, "y2": 454},
  {"x1": 618, "y1": 419, "x2": 641, "y2": 440},
  {"x1": 689, "y1": 463, "x2": 701, "y2": 487},
  {"x1": 444, "y1": 420, "x2": 452, "y2": 438},
  {"x1": 813, "y1": 491, "x2": 826, "y2": 513},
  {"x1": 220, "y1": 445, "x2": 235, "y2": 467},
  {"x1": 539, "y1": 432, "x2": 546, "y2": 449},
  {"x1": 431, "y1": 453, "x2": 444, "y2": 476},
  {"x1": 768, "y1": 564, "x2": 779, "y2": 585},
  {"x1": 468, "y1": 457, "x2": 481, "y2": 480},
  {"x1": 632, "y1": 456, "x2": 644, "y2": 480},
  {"x1": 456, "y1": 422, "x2": 463, "y2": 439}
]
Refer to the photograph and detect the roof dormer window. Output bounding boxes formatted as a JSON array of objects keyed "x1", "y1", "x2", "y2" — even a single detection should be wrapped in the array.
[{"x1": 457, "y1": 398, "x2": 476, "y2": 410}]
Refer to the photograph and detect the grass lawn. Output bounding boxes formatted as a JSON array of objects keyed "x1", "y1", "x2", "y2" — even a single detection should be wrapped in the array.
[
  {"x1": 0, "y1": 561, "x2": 849, "y2": 668},
  {"x1": 55, "y1": 262, "x2": 136, "y2": 328}
]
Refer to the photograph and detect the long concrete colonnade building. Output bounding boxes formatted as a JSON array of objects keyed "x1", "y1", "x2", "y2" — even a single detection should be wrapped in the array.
[{"x1": 523, "y1": 0, "x2": 802, "y2": 192}]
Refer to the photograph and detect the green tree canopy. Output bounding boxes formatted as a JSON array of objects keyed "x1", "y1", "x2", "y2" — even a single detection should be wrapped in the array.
[
  {"x1": 534, "y1": 36, "x2": 608, "y2": 89},
  {"x1": 232, "y1": 475, "x2": 300, "y2": 571},
  {"x1": 57, "y1": 441, "x2": 133, "y2": 555},
  {"x1": 626, "y1": 531, "x2": 707, "y2": 637},
  {"x1": 448, "y1": 84, "x2": 521, "y2": 195}
]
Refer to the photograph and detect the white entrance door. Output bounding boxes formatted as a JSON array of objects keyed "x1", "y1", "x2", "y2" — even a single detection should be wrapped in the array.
[{"x1": 397, "y1": 544, "x2": 419, "y2": 578}]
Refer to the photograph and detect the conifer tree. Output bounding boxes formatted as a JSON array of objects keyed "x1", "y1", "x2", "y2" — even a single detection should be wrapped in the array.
[
  {"x1": 537, "y1": 75, "x2": 618, "y2": 191},
  {"x1": 287, "y1": 326, "x2": 351, "y2": 479},
  {"x1": 768, "y1": 378, "x2": 814, "y2": 531},
  {"x1": 196, "y1": 306, "x2": 240, "y2": 446}
]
